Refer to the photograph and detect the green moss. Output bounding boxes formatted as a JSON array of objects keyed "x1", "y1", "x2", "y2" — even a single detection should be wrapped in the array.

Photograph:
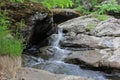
[
  {"x1": 93, "y1": 14, "x2": 108, "y2": 21},
  {"x1": 86, "y1": 23, "x2": 95, "y2": 31}
]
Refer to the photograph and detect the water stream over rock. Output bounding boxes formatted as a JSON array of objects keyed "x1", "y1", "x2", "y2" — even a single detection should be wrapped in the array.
[
  {"x1": 23, "y1": 28, "x2": 114, "y2": 80},
  {"x1": 23, "y1": 14, "x2": 120, "y2": 80}
]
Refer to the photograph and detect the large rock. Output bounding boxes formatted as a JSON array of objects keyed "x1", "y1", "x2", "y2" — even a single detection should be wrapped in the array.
[
  {"x1": 101, "y1": 48, "x2": 120, "y2": 69},
  {"x1": 61, "y1": 34, "x2": 101, "y2": 48},
  {"x1": 1, "y1": 1, "x2": 54, "y2": 47},
  {"x1": 65, "y1": 50, "x2": 105, "y2": 67},
  {"x1": 59, "y1": 15, "x2": 100, "y2": 34},
  {"x1": 58, "y1": 14, "x2": 120, "y2": 69},
  {"x1": 95, "y1": 18, "x2": 120, "y2": 36},
  {"x1": 15, "y1": 68, "x2": 96, "y2": 80},
  {"x1": 62, "y1": 34, "x2": 120, "y2": 49},
  {"x1": 51, "y1": 9, "x2": 81, "y2": 24}
]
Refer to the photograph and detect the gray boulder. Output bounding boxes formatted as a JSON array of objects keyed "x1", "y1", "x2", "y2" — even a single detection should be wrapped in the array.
[{"x1": 58, "y1": 15, "x2": 120, "y2": 69}]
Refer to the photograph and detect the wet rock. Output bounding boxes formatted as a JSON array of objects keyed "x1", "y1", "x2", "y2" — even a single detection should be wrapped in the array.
[
  {"x1": 51, "y1": 9, "x2": 81, "y2": 24},
  {"x1": 15, "y1": 68, "x2": 96, "y2": 80},
  {"x1": 36, "y1": 61, "x2": 82, "y2": 75},
  {"x1": 22, "y1": 54, "x2": 44, "y2": 67},
  {"x1": 33, "y1": 61, "x2": 106, "y2": 80},
  {"x1": 39, "y1": 46, "x2": 55, "y2": 60},
  {"x1": 40, "y1": 46, "x2": 71, "y2": 60}
]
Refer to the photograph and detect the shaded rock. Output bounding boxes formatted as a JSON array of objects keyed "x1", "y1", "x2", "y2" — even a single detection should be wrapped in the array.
[
  {"x1": 28, "y1": 12, "x2": 54, "y2": 47},
  {"x1": 22, "y1": 54, "x2": 44, "y2": 67},
  {"x1": 15, "y1": 68, "x2": 95, "y2": 80},
  {"x1": 39, "y1": 46, "x2": 55, "y2": 60},
  {"x1": 51, "y1": 9, "x2": 81, "y2": 24},
  {"x1": 1, "y1": 1, "x2": 55, "y2": 47}
]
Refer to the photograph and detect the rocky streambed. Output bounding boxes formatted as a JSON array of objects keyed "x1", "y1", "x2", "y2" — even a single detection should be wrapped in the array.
[{"x1": 23, "y1": 14, "x2": 120, "y2": 80}]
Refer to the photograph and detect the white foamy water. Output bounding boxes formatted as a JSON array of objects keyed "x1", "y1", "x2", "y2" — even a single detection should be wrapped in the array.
[{"x1": 52, "y1": 28, "x2": 63, "y2": 47}]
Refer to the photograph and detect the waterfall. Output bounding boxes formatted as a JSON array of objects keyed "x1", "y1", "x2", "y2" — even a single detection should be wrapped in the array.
[
  {"x1": 49, "y1": 27, "x2": 71, "y2": 61},
  {"x1": 24, "y1": 26, "x2": 107, "y2": 80},
  {"x1": 51, "y1": 28, "x2": 63, "y2": 48}
]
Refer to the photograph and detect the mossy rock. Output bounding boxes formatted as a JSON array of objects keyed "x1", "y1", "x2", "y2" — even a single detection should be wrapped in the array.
[{"x1": 0, "y1": 0, "x2": 52, "y2": 29}]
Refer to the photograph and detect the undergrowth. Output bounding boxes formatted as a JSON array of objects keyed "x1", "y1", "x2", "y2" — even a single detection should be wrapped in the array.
[{"x1": 0, "y1": 11, "x2": 23, "y2": 57}]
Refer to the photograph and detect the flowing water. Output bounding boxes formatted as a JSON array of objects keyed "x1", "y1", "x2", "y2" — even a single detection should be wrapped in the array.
[{"x1": 24, "y1": 28, "x2": 120, "y2": 80}]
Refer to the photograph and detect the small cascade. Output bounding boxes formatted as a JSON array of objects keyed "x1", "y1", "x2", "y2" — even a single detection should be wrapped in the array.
[
  {"x1": 49, "y1": 27, "x2": 71, "y2": 61},
  {"x1": 24, "y1": 27, "x2": 109, "y2": 80},
  {"x1": 52, "y1": 28, "x2": 63, "y2": 47}
]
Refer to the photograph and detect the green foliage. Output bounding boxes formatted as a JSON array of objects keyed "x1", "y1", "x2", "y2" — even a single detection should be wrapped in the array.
[
  {"x1": 0, "y1": 3, "x2": 5, "y2": 7},
  {"x1": 30, "y1": 0, "x2": 73, "y2": 9},
  {"x1": 0, "y1": 11, "x2": 23, "y2": 57},
  {"x1": 86, "y1": 23, "x2": 95, "y2": 31},
  {"x1": 0, "y1": 32, "x2": 23, "y2": 57},
  {"x1": 87, "y1": 0, "x2": 103, "y2": 6},
  {"x1": 73, "y1": 0, "x2": 120, "y2": 16},
  {"x1": 93, "y1": 14, "x2": 108, "y2": 21},
  {"x1": 73, "y1": 0, "x2": 103, "y2": 15},
  {"x1": 95, "y1": 0, "x2": 120, "y2": 14},
  {"x1": 10, "y1": 0, "x2": 24, "y2": 3},
  {"x1": 0, "y1": 11, "x2": 9, "y2": 31},
  {"x1": 75, "y1": 5, "x2": 90, "y2": 14}
]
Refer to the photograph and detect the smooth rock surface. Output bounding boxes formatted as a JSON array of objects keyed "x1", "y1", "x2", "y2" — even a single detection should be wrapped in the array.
[
  {"x1": 58, "y1": 15, "x2": 120, "y2": 69},
  {"x1": 15, "y1": 68, "x2": 95, "y2": 80}
]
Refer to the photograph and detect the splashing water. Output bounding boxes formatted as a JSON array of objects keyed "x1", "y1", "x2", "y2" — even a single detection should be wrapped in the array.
[{"x1": 52, "y1": 28, "x2": 63, "y2": 47}]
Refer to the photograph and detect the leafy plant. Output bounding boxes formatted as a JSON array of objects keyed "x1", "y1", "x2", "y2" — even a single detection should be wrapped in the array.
[
  {"x1": 88, "y1": 0, "x2": 103, "y2": 7},
  {"x1": 93, "y1": 14, "x2": 108, "y2": 21},
  {"x1": 30, "y1": 0, "x2": 73, "y2": 9},
  {"x1": 0, "y1": 11, "x2": 9, "y2": 31},
  {"x1": 0, "y1": 11, "x2": 23, "y2": 57},
  {"x1": 95, "y1": 0, "x2": 120, "y2": 14},
  {"x1": 73, "y1": 0, "x2": 103, "y2": 14},
  {"x1": 75, "y1": 5, "x2": 90, "y2": 14},
  {"x1": 10, "y1": 0, "x2": 24, "y2": 3},
  {"x1": 0, "y1": 32, "x2": 23, "y2": 57}
]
